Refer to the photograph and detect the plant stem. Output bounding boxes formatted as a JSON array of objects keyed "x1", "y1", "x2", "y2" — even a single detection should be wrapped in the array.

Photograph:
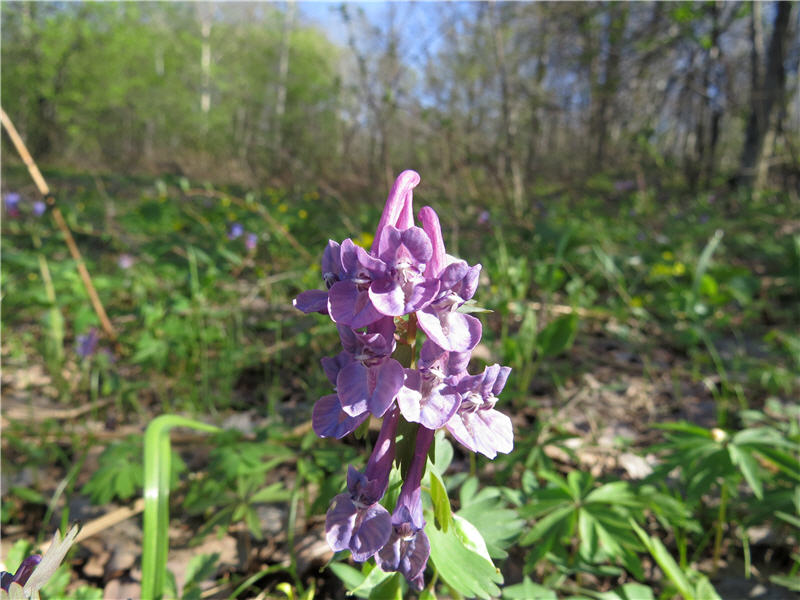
[{"x1": 711, "y1": 482, "x2": 729, "y2": 577}]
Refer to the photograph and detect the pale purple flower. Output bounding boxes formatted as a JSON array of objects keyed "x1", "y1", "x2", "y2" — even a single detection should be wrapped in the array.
[
  {"x1": 325, "y1": 408, "x2": 399, "y2": 561},
  {"x1": 371, "y1": 170, "x2": 419, "y2": 254},
  {"x1": 328, "y1": 228, "x2": 439, "y2": 327},
  {"x1": 294, "y1": 240, "x2": 345, "y2": 315},
  {"x1": 76, "y1": 328, "x2": 99, "y2": 359},
  {"x1": 245, "y1": 232, "x2": 258, "y2": 250},
  {"x1": 478, "y1": 210, "x2": 490, "y2": 225},
  {"x1": 118, "y1": 254, "x2": 135, "y2": 269},
  {"x1": 396, "y1": 342, "x2": 461, "y2": 430},
  {"x1": 1, "y1": 526, "x2": 79, "y2": 599},
  {"x1": 4, "y1": 193, "x2": 20, "y2": 217},
  {"x1": 228, "y1": 222, "x2": 244, "y2": 240},
  {"x1": 313, "y1": 351, "x2": 368, "y2": 439},
  {"x1": 1, "y1": 556, "x2": 41, "y2": 591},
  {"x1": 335, "y1": 320, "x2": 404, "y2": 418},
  {"x1": 446, "y1": 364, "x2": 513, "y2": 459},
  {"x1": 416, "y1": 207, "x2": 482, "y2": 352},
  {"x1": 377, "y1": 426, "x2": 433, "y2": 590},
  {"x1": 33, "y1": 201, "x2": 47, "y2": 217}
]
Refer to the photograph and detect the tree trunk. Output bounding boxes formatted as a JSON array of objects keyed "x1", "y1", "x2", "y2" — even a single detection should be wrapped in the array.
[{"x1": 739, "y1": 1, "x2": 794, "y2": 189}]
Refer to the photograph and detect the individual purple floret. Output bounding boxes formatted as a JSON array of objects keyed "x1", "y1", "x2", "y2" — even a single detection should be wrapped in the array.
[
  {"x1": 396, "y1": 342, "x2": 461, "y2": 430},
  {"x1": 416, "y1": 207, "x2": 482, "y2": 352},
  {"x1": 294, "y1": 240, "x2": 344, "y2": 315},
  {"x1": 377, "y1": 426, "x2": 433, "y2": 590},
  {"x1": 76, "y1": 328, "x2": 99, "y2": 359},
  {"x1": 335, "y1": 320, "x2": 404, "y2": 418},
  {"x1": 313, "y1": 351, "x2": 368, "y2": 439},
  {"x1": 325, "y1": 408, "x2": 399, "y2": 561},
  {"x1": 33, "y1": 200, "x2": 47, "y2": 217},
  {"x1": 4, "y1": 193, "x2": 20, "y2": 218},
  {"x1": 245, "y1": 232, "x2": 258, "y2": 250},
  {"x1": 227, "y1": 222, "x2": 244, "y2": 240},
  {"x1": 446, "y1": 364, "x2": 514, "y2": 459},
  {"x1": 0, "y1": 555, "x2": 41, "y2": 591}
]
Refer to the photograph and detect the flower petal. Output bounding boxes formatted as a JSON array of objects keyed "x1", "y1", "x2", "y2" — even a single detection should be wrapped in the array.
[
  {"x1": 329, "y1": 281, "x2": 382, "y2": 328},
  {"x1": 350, "y1": 503, "x2": 392, "y2": 562},
  {"x1": 325, "y1": 494, "x2": 358, "y2": 552},
  {"x1": 369, "y1": 359, "x2": 404, "y2": 417},
  {"x1": 337, "y1": 362, "x2": 370, "y2": 417},
  {"x1": 369, "y1": 279, "x2": 406, "y2": 316},
  {"x1": 417, "y1": 308, "x2": 482, "y2": 352},
  {"x1": 293, "y1": 290, "x2": 329, "y2": 314},
  {"x1": 446, "y1": 408, "x2": 513, "y2": 459},
  {"x1": 312, "y1": 394, "x2": 368, "y2": 439}
]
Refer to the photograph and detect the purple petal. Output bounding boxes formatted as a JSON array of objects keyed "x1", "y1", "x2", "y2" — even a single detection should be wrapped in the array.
[
  {"x1": 439, "y1": 261, "x2": 469, "y2": 291},
  {"x1": 417, "y1": 308, "x2": 482, "y2": 352},
  {"x1": 329, "y1": 281, "x2": 382, "y2": 328},
  {"x1": 350, "y1": 504, "x2": 392, "y2": 562},
  {"x1": 378, "y1": 226, "x2": 403, "y2": 263},
  {"x1": 418, "y1": 206, "x2": 446, "y2": 278},
  {"x1": 369, "y1": 279, "x2": 406, "y2": 316},
  {"x1": 400, "y1": 227, "x2": 433, "y2": 264},
  {"x1": 321, "y1": 352, "x2": 351, "y2": 386},
  {"x1": 339, "y1": 239, "x2": 360, "y2": 274},
  {"x1": 446, "y1": 408, "x2": 513, "y2": 459},
  {"x1": 337, "y1": 362, "x2": 370, "y2": 417},
  {"x1": 403, "y1": 279, "x2": 440, "y2": 313},
  {"x1": 322, "y1": 240, "x2": 342, "y2": 277},
  {"x1": 312, "y1": 394, "x2": 368, "y2": 439},
  {"x1": 372, "y1": 170, "x2": 420, "y2": 254},
  {"x1": 369, "y1": 359, "x2": 404, "y2": 417},
  {"x1": 293, "y1": 290, "x2": 329, "y2": 314},
  {"x1": 396, "y1": 371, "x2": 423, "y2": 424},
  {"x1": 492, "y1": 366, "x2": 512, "y2": 396},
  {"x1": 417, "y1": 385, "x2": 460, "y2": 430},
  {"x1": 325, "y1": 493, "x2": 359, "y2": 552}
]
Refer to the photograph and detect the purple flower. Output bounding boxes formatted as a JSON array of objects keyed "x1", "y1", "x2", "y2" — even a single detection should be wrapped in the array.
[
  {"x1": 377, "y1": 426, "x2": 433, "y2": 590},
  {"x1": 416, "y1": 207, "x2": 482, "y2": 352},
  {"x1": 335, "y1": 321, "x2": 405, "y2": 418},
  {"x1": 294, "y1": 240, "x2": 345, "y2": 315},
  {"x1": 118, "y1": 254, "x2": 135, "y2": 269},
  {"x1": 477, "y1": 210, "x2": 490, "y2": 225},
  {"x1": 33, "y1": 200, "x2": 47, "y2": 217},
  {"x1": 328, "y1": 228, "x2": 439, "y2": 327},
  {"x1": 245, "y1": 232, "x2": 258, "y2": 250},
  {"x1": 1, "y1": 555, "x2": 41, "y2": 591},
  {"x1": 396, "y1": 342, "x2": 461, "y2": 430},
  {"x1": 446, "y1": 364, "x2": 513, "y2": 459},
  {"x1": 371, "y1": 170, "x2": 419, "y2": 254},
  {"x1": 313, "y1": 352, "x2": 368, "y2": 439},
  {"x1": 228, "y1": 222, "x2": 244, "y2": 240},
  {"x1": 4, "y1": 193, "x2": 20, "y2": 217},
  {"x1": 76, "y1": 328, "x2": 99, "y2": 359},
  {"x1": 325, "y1": 408, "x2": 399, "y2": 561},
  {"x1": 1, "y1": 526, "x2": 79, "y2": 598}
]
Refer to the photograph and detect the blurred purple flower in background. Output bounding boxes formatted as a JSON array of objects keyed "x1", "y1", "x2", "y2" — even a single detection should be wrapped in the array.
[
  {"x1": 76, "y1": 328, "x2": 99, "y2": 359},
  {"x1": 4, "y1": 193, "x2": 20, "y2": 217},
  {"x1": 245, "y1": 232, "x2": 258, "y2": 250},
  {"x1": 227, "y1": 222, "x2": 244, "y2": 240},
  {"x1": 118, "y1": 254, "x2": 135, "y2": 269},
  {"x1": 33, "y1": 200, "x2": 47, "y2": 217}
]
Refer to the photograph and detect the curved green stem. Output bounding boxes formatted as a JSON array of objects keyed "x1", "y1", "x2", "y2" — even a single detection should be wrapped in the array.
[{"x1": 141, "y1": 415, "x2": 220, "y2": 600}]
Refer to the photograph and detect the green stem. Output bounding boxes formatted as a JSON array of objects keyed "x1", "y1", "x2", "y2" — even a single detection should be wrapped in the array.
[{"x1": 711, "y1": 482, "x2": 729, "y2": 578}]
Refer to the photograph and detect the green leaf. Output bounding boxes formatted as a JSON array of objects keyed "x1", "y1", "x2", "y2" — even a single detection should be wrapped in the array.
[
  {"x1": 350, "y1": 564, "x2": 392, "y2": 596},
  {"x1": 429, "y1": 465, "x2": 453, "y2": 532},
  {"x1": 250, "y1": 482, "x2": 290, "y2": 503},
  {"x1": 426, "y1": 511, "x2": 503, "y2": 600},
  {"x1": 728, "y1": 444, "x2": 763, "y2": 499},
  {"x1": 141, "y1": 415, "x2": 220, "y2": 600},
  {"x1": 327, "y1": 563, "x2": 368, "y2": 597},
  {"x1": 537, "y1": 313, "x2": 578, "y2": 358},
  {"x1": 520, "y1": 504, "x2": 575, "y2": 546},
  {"x1": 631, "y1": 520, "x2": 694, "y2": 600},
  {"x1": 183, "y1": 553, "x2": 219, "y2": 588}
]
